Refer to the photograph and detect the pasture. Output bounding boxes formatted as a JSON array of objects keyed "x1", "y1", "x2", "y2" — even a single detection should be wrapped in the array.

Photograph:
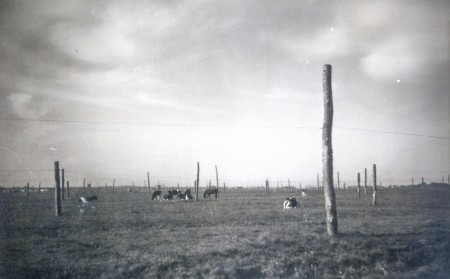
[{"x1": 1, "y1": 186, "x2": 449, "y2": 278}]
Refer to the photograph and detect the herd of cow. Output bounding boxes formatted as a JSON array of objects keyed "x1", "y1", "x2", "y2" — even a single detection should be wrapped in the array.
[
  {"x1": 151, "y1": 189, "x2": 194, "y2": 201},
  {"x1": 77, "y1": 188, "x2": 306, "y2": 209}
]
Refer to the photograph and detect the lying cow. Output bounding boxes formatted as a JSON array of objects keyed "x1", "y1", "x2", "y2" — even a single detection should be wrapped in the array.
[
  {"x1": 78, "y1": 195, "x2": 98, "y2": 203},
  {"x1": 283, "y1": 197, "x2": 299, "y2": 209}
]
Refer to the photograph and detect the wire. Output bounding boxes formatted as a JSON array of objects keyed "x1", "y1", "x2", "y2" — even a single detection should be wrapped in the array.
[{"x1": 1, "y1": 117, "x2": 448, "y2": 140}]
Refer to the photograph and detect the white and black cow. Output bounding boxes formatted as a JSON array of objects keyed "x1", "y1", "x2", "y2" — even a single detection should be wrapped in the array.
[
  {"x1": 152, "y1": 190, "x2": 162, "y2": 200},
  {"x1": 178, "y1": 189, "x2": 193, "y2": 200},
  {"x1": 283, "y1": 197, "x2": 299, "y2": 209},
  {"x1": 78, "y1": 195, "x2": 98, "y2": 203},
  {"x1": 301, "y1": 190, "x2": 307, "y2": 197},
  {"x1": 163, "y1": 192, "x2": 173, "y2": 200}
]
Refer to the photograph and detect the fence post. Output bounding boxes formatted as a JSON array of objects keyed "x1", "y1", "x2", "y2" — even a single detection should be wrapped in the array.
[
  {"x1": 54, "y1": 161, "x2": 61, "y2": 216},
  {"x1": 147, "y1": 172, "x2": 151, "y2": 193},
  {"x1": 364, "y1": 168, "x2": 367, "y2": 195},
  {"x1": 322, "y1": 64, "x2": 338, "y2": 236},
  {"x1": 317, "y1": 173, "x2": 320, "y2": 195},
  {"x1": 196, "y1": 162, "x2": 200, "y2": 201},
  {"x1": 113, "y1": 179, "x2": 115, "y2": 192},
  {"x1": 67, "y1": 181, "x2": 70, "y2": 198},
  {"x1": 337, "y1": 172, "x2": 340, "y2": 190},
  {"x1": 372, "y1": 164, "x2": 377, "y2": 206},
  {"x1": 38, "y1": 182, "x2": 41, "y2": 193},
  {"x1": 215, "y1": 165, "x2": 219, "y2": 191},
  {"x1": 61, "y1": 169, "x2": 65, "y2": 200},
  {"x1": 83, "y1": 179, "x2": 86, "y2": 194},
  {"x1": 357, "y1": 173, "x2": 360, "y2": 197}
]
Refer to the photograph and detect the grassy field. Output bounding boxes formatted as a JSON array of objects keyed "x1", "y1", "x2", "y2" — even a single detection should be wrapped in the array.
[{"x1": 1, "y1": 186, "x2": 449, "y2": 278}]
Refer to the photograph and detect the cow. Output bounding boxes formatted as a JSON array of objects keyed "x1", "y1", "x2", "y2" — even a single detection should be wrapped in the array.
[
  {"x1": 169, "y1": 189, "x2": 182, "y2": 196},
  {"x1": 152, "y1": 190, "x2": 162, "y2": 200},
  {"x1": 301, "y1": 190, "x2": 307, "y2": 196},
  {"x1": 78, "y1": 195, "x2": 98, "y2": 203},
  {"x1": 178, "y1": 189, "x2": 193, "y2": 200},
  {"x1": 283, "y1": 197, "x2": 299, "y2": 209},
  {"x1": 163, "y1": 192, "x2": 173, "y2": 200}
]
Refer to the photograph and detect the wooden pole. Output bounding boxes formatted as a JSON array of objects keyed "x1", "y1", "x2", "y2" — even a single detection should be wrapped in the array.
[
  {"x1": 215, "y1": 165, "x2": 219, "y2": 191},
  {"x1": 322, "y1": 64, "x2": 338, "y2": 236},
  {"x1": 357, "y1": 173, "x2": 360, "y2": 197},
  {"x1": 422, "y1": 177, "x2": 424, "y2": 187},
  {"x1": 147, "y1": 172, "x2": 150, "y2": 193},
  {"x1": 411, "y1": 177, "x2": 414, "y2": 186},
  {"x1": 67, "y1": 181, "x2": 70, "y2": 198},
  {"x1": 223, "y1": 182, "x2": 226, "y2": 192},
  {"x1": 38, "y1": 182, "x2": 41, "y2": 193},
  {"x1": 113, "y1": 179, "x2": 115, "y2": 192},
  {"x1": 364, "y1": 168, "x2": 367, "y2": 195},
  {"x1": 61, "y1": 169, "x2": 65, "y2": 200},
  {"x1": 54, "y1": 161, "x2": 61, "y2": 216},
  {"x1": 83, "y1": 179, "x2": 86, "y2": 194},
  {"x1": 196, "y1": 162, "x2": 200, "y2": 201},
  {"x1": 372, "y1": 164, "x2": 377, "y2": 206},
  {"x1": 26, "y1": 183, "x2": 30, "y2": 196},
  {"x1": 317, "y1": 173, "x2": 320, "y2": 195},
  {"x1": 337, "y1": 171, "x2": 340, "y2": 190}
]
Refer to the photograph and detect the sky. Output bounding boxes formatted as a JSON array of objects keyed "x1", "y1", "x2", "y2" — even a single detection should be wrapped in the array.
[{"x1": 0, "y1": 0, "x2": 449, "y2": 188}]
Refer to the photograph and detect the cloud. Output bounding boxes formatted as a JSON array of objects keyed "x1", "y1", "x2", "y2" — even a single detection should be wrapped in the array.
[{"x1": 361, "y1": 36, "x2": 425, "y2": 80}]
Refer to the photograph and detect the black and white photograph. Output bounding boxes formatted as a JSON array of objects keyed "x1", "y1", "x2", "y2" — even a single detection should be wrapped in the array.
[{"x1": 0, "y1": 1, "x2": 449, "y2": 278}]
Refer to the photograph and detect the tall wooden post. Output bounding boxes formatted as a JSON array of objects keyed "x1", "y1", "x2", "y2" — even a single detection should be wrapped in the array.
[
  {"x1": 54, "y1": 161, "x2": 61, "y2": 216},
  {"x1": 266, "y1": 179, "x2": 269, "y2": 193},
  {"x1": 322, "y1": 64, "x2": 338, "y2": 236},
  {"x1": 196, "y1": 162, "x2": 200, "y2": 201},
  {"x1": 26, "y1": 183, "x2": 30, "y2": 196},
  {"x1": 38, "y1": 182, "x2": 41, "y2": 193},
  {"x1": 113, "y1": 179, "x2": 115, "y2": 192},
  {"x1": 372, "y1": 164, "x2": 377, "y2": 206},
  {"x1": 67, "y1": 181, "x2": 70, "y2": 198},
  {"x1": 422, "y1": 177, "x2": 424, "y2": 187},
  {"x1": 364, "y1": 168, "x2": 367, "y2": 195},
  {"x1": 223, "y1": 182, "x2": 226, "y2": 192},
  {"x1": 61, "y1": 169, "x2": 65, "y2": 200},
  {"x1": 411, "y1": 177, "x2": 414, "y2": 186},
  {"x1": 147, "y1": 172, "x2": 150, "y2": 193},
  {"x1": 357, "y1": 173, "x2": 361, "y2": 197},
  {"x1": 83, "y1": 179, "x2": 86, "y2": 194}
]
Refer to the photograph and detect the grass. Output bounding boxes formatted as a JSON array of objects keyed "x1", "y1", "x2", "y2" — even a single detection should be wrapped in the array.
[{"x1": 1, "y1": 186, "x2": 449, "y2": 278}]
